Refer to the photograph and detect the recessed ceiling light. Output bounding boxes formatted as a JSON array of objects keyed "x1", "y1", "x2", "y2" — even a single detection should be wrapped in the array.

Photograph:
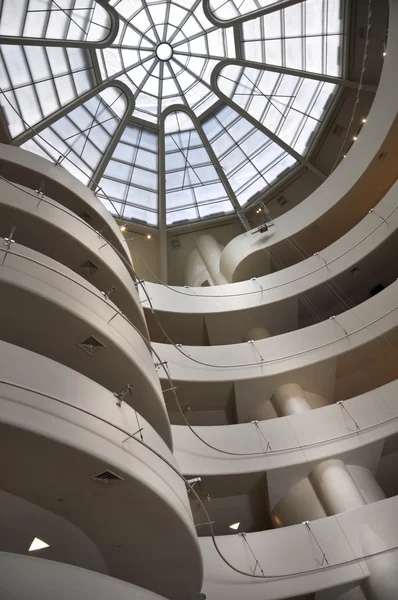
[
  {"x1": 146, "y1": 234, "x2": 152, "y2": 239},
  {"x1": 29, "y1": 537, "x2": 50, "y2": 552},
  {"x1": 383, "y1": 51, "x2": 387, "y2": 57},
  {"x1": 120, "y1": 225, "x2": 127, "y2": 232},
  {"x1": 353, "y1": 136, "x2": 358, "y2": 141},
  {"x1": 229, "y1": 522, "x2": 240, "y2": 530},
  {"x1": 362, "y1": 118, "x2": 367, "y2": 123}
]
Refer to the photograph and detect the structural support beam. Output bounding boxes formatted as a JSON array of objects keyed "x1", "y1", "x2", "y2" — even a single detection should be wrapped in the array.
[
  {"x1": 12, "y1": 80, "x2": 134, "y2": 147},
  {"x1": 211, "y1": 68, "x2": 327, "y2": 181},
  {"x1": 158, "y1": 112, "x2": 168, "y2": 284},
  {"x1": 214, "y1": 59, "x2": 378, "y2": 94},
  {"x1": 0, "y1": 0, "x2": 119, "y2": 49},
  {"x1": 203, "y1": 0, "x2": 304, "y2": 27}
]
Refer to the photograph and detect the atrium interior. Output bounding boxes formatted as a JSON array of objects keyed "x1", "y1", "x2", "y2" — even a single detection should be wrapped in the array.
[{"x1": 0, "y1": 0, "x2": 397, "y2": 599}]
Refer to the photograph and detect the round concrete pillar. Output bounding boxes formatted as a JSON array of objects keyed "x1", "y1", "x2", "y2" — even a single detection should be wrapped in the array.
[
  {"x1": 184, "y1": 248, "x2": 211, "y2": 287},
  {"x1": 242, "y1": 327, "x2": 271, "y2": 342},
  {"x1": 309, "y1": 459, "x2": 366, "y2": 515},
  {"x1": 196, "y1": 234, "x2": 228, "y2": 286},
  {"x1": 270, "y1": 383, "x2": 313, "y2": 417}
]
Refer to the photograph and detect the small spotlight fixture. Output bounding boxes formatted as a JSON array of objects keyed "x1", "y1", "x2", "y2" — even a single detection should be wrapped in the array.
[
  {"x1": 362, "y1": 118, "x2": 367, "y2": 123},
  {"x1": 383, "y1": 51, "x2": 387, "y2": 57},
  {"x1": 353, "y1": 136, "x2": 358, "y2": 141},
  {"x1": 29, "y1": 537, "x2": 50, "y2": 552},
  {"x1": 343, "y1": 154, "x2": 347, "y2": 158},
  {"x1": 229, "y1": 522, "x2": 240, "y2": 530},
  {"x1": 120, "y1": 225, "x2": 127, "y2": 232},
  {"x1": 146, "y1": 234, "x2": 152, "y2": 240}
]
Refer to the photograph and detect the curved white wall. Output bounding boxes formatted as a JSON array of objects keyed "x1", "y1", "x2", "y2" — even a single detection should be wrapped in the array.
[
  {"x1": 0, "y1": 241, "x2": 171, "y2": 447},
  {"x1": 173, "y1": 379, "x2": 398, "y2": 476},
  {"x1": 0, "y1": 178, "x2": 147, "y2": 334},
  {"x1": 0, "y1": 342, "x2": 202, "y2": 600},
  {"x1": 0, "y1": 553, "x2": 170, "y2": 600},
  {"x1": 142, "y1": 179, "x2": 398, "y2": 345},
  {"x1": 219, "y1": 0, "x2": 398, "y2": 283},
  {"x1": 0, "y1": 144, "x2": 131, "y2": 265}
]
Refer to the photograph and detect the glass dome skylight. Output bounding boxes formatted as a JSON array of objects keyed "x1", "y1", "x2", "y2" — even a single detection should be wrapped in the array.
[{"x1": 0, "y1": 0, "x2": 345, "y2": 227}]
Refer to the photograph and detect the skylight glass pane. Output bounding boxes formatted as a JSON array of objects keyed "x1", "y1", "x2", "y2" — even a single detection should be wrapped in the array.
[
  {"x1": 97, "y1": 123, "x2": 158, "y2": 224},
  {"x1": 0, "y1": 0, "x2": 113, "y2": 43},
  {"x1": 165, "y1": 111, "x2": 235, "y2": 225},
  {"x1": 242, "y1": 0, "x2": 345, "y2": 76},
  {"x1": 217, "y1": 64, "x2": 338, "y2": 154},
  {"x1": 21, "y1": 86, "x2": 128, "y2": 186},
  {"x1": 0, "y1": 45, "x2": 94, "y2": 137},
  {"x1": 96, "y1": 0, "x2": 235, "y2": 124},
  {"x1": 202, "y1": 104, "x2": 298, "y2": 205},
  {"x1": 208, "y1": 0, "x2": 287, "y2": 23}
]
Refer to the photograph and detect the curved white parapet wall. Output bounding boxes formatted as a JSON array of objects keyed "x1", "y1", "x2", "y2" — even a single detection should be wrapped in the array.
[
  {"x1": 0, "y1": 144, "x2": 131, "y2": 265},
  {"x1": 200, "y1": 496, "x2": 398, "y2": 600},
  {"x1": 0, "y1": 553, "x2": 170, "y2": 600},
  {"x1": 0, "y1": 241, "x2": 171, "y2": 448},
  {"x1": 218, "y1": 0, "x2": 398, "y2": 283},
  {"x1": 142, "y1": 179, "x2": 398, "y2": 345},
  {"x1": 0, "y1": 177, "x2": 147, "y2": 335},
  {"x1": 153, "y1": 280, "x2": 398, "y2": 389},
  {"x1": 0, "y1": 342, "x2": 203, "y2": 600},
  {"x1": 172, "y1": 379, "x2": 398, "y2": 476}
]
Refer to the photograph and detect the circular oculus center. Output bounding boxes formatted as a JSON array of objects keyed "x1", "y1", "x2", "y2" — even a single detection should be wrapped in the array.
[{"x1": 156, "y1": 42, "x2": 173, "y2": 61}]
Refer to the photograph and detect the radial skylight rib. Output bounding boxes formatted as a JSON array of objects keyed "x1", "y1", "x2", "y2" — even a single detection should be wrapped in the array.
[
  {"x1": 217, "y1": 64, "x2": 338, "y2": 154},
  {"x1": 0, "y1": 0, "x2": 114, "y2": 45},
  {"x1": 96, "y1": 0, "x2": 236, "y2": 123},
  {"x1": 242, "y1": 0, "x2": 344, "y2": 77},
  {"x1": 97, "y1": 123, "x2": 158, "y2": 225},
  {"x1": 165, "y1": 110, "x2": 235, "y2": 225},
  {"x1": 202, "y1": 104, "x2": 298, "y2": 205},
  {"x1": 0, "y1": 0, "x2": 345, "y2": 227},
  {"x1": 207, "y1": 0, "x2": 292, "y2": 24},
  {"x1": 0, "y1": 45, "x2": 94, "y2": 138},
  {"x1": 21, "y1": 87, "x2": 128, "y2": 187}
]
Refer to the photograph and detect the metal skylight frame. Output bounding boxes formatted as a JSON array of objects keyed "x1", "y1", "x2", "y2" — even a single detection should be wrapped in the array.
[
  {"x1": 0, "y1": 0, "x2": 119, "y2": 48},
  {"x1": 0, "y1": 0, "x2": 350, "y2": 229}
]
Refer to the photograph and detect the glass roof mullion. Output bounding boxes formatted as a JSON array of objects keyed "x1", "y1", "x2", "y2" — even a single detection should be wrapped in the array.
[
  {"x1": 12, "y1": 79, "x2": 111, "y2": 146},
  {"x1": 204, "y1": 0, "x2": 304, "y2": 27},
  {"x1": 214, "y1": 83, "x2": 325, "y2": 180},
  {"x1": 158, "y1": 110, "x2": 167, "y2": 278},
  {"x1": 173, "y1": 106, "x2": 242, "y2": 214},
  {"x1": 167, "y1": 0, "x2": 203, "y2": 45}
]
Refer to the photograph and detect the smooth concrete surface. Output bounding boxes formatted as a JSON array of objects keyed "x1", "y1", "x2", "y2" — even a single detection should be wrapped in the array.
[
  {"x1": 0, "y1": 178, "x2": 147, "y2": 335},
  {"x1": 0, "y1": 342, "x2": 203, "y2": 599},
  {"x1": 0, "y1": 490, "x2": 107, "y2": 573},
  {"x1": 172, "y1": 379, "x2": 398, "y2": 476},
  {"x1": 0, "y1": 144, "x2": 131, "y2": 264},
  {"x1": 242, "y1": 327, "x2": 271, "y2": 342},
  {"x1": 218, "y1": 0, "x2": 398, "y2": 283},
  {"x1": 200, "y1": 496, "x2": 398, "y2": 600},
  {"x1": 142, "y1": 178, "x2": 398, "y2": 345},
  {"x1": 153, "y1": 281, "x2": 398, "y2": 395},
  {"x1": 310, "y1": 460, "x2": 367, "y2": 515},
  {"x1": 0, "y1": 241, "x2": 172, "y2": 448},
  {"x1": 194, "y1": 234, "x2": 230, "y2": 286},
  {"x1": 185, "y1": 247, "x2": 211, "y2": 287},
  {"x1": 0, "y1": 553, "x2": 170, "y2": 600}
]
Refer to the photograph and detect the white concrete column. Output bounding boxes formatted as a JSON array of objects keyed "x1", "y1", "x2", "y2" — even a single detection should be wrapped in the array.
[
  {"x1": 270, "y1": 383, "x2": 313, "y2": 417},
  {"x1": 309, "y1": 460, "x2": 367, "y2": 515},
  {"x1": 184, "y1": 248, "x2": 211, "y2": 287},
  {"x1": 195, "y1": 234, "x2": 228, "y2": 286},
  {"x1": 242, "y1": 327, "x2": 271, "y2": 342}
]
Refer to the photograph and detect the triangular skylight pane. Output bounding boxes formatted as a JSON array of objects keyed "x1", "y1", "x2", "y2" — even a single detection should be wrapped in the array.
[
  {"x1": 0, "y1": 0, "x2": 113, "y2": 44},
  {"x1": 165, "y1": 111, "x2": 234, "y2": 225},
  {"x1": 217, "y1": 64, "x2": 339, "y2": 155},
  {"x1": 21, "y1": 87, "x2": 128, "y2": 186}
]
